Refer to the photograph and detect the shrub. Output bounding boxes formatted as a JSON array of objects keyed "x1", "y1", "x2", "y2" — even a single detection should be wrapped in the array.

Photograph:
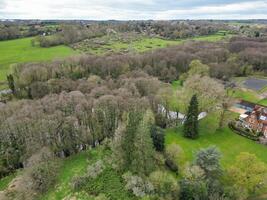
[
  {"x1": 30, "y1": 159, "x2": 60, "y2": 193},
  {"x1": 151, "y1": 125, "x2": 165, "y2": 152},
  {"x1": 229, "y1": 122, "x2": 260, "y2": 141},
  {"x1": 29, "y1": 81, "x2": 49, "y2": 99},
  {"x1": 87, "y1": 160, "x2": 105, "y2": 178},
  {"x1": 165, "y1": 144, "x2": 184, "y2": 173},
  {"x1": 165, "y1": 159, "x2": 178, "y2": 173},
  {"x1": 123, "y1": 172, "x2": 154, "y2": 197},
  {"x1": 71, "y1": 160, "x2": 105, "y2": 191},
  {"x1": 71, "y1": 176, "x2": 88, "y2": 190},
  {"x1": 149, "y1": 170, "x2": 180, "y2": 199},
  {"x1": 95, "y1": 194, "x2": 110, "y2": 200},
  {"x1": 155, "y1": 113, "x2": 167, "y2": 128}
]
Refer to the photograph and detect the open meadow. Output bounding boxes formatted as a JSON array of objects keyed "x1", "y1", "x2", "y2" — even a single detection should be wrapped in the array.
[
  {"x1": 0, "y1": 37, "x2": 76, "y2": 87},
  {"x1": 72, "y1": 31, "x2": 232, "y2": 55}
]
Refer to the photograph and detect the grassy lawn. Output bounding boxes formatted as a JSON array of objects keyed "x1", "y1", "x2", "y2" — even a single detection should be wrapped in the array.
[
  {"x1": 258, "y1": 99, "x2": 267, "y2": 106},
  {"x1": 0, "y1": 37, "x2": 76, "y2": 86},
  {"x1": 192, "y1": 31, "x2": 233, "y2": 42},
  {"x1": 227, "y1": 87, "x2": 267, "y2": 106},
  {"x1": 165, "y1": 111, "x2": 267, "y2": 168},
  {"x1": 228, "y1": 88, "x2": 260, "y2": 103}
]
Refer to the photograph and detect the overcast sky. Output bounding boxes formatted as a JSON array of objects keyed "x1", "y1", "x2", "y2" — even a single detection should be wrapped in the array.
[{"x1": 0, "y1": 0, "x2": 267, "y2": 20}]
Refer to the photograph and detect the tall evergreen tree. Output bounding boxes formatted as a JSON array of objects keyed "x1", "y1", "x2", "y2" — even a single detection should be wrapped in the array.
[
  {"x1": 151, "y1": 125, "x2": 165, "y2": 152},
  {"x1": 131, "y1": 110, "x2": 155, "y2": 175},
  {"x1": 121, "y1": 110, "x2": 143, "y2": 171},
  {"x1": 183, "y1": 94, "x2": 199, "y2": 139}
]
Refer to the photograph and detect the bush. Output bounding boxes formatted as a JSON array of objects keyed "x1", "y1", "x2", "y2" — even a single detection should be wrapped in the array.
[
  {"x1": 30, "y1": 159, "x2": 60, "y2": 193},
  {"x1": 151, "y1": 125, "x2": 165, "y2": 152},
  {"x1": 87, "y1": 160, "x2": 105, "y2": 178},
  {"x1": 165, "y1": 144, "x2": 184, "y2": 173},
  {"x1": 229, "y1": 122, "x2": 260, "y2": 141},
  {"x1": 165, "y1": 159, "x2": 178, "y2": 173},
  {"x1": 95, "y1": 194, "x2": 110, "y2": 200},
  {"x1": 123, "y1": 172, "x2": 154, "y2": 197},
  {"x1": 149, "y1": 170, "x2": 180, "y2": 199},
  {"x1": 71, "y1": 160, "x2": 105, "y2": 191},
  {"x1": 71, "y1": 176, "x2": 88, "y2": 190},
  {"x1": 155, "y1": 114, "x2": 167, "y2": 128},
  {"x1": 29, "y1": 81, "x2": 49, "y2": 99}
]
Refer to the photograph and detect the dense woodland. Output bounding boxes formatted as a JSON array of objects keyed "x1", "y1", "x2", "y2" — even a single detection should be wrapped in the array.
[
  {"x1": 1, "y1": 20, "x2": 267, "y2": 200},
  {"x1": 8, "y1": 35, "x2": 267, "y2": 100}
]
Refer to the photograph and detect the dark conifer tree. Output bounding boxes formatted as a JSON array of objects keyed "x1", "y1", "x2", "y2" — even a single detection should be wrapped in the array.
[
  {"x1": 7, "y1": 74, "x2": 15, "y2": 94},
  {"x1": 121, "y1": 110, "x2": 143, "y2": 171},
  {"x1": 183, "y1": 94, "x2": 199, "y2": 139}
]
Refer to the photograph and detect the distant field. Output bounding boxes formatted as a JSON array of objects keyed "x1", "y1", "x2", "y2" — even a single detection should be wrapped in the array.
[
  {"x1": 72, "y1": 35, "x2": 183, "y2": 54},
  {"x1": 72, "y1": 31, "x2": 232, "y2": 55},
  {"x1": 0, "y1": 37, "x2": 76, "y2": 86},
  {"x1": 0, "y1": 32, "x2": 232, "y2": 88}
]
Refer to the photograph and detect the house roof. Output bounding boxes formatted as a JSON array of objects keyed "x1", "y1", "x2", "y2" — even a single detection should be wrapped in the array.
[
  {"x1": 240, "y1": 114, "x2": 249, "y2": 119},
  {"x1": 239, "y1": 100, "x2": 256, "y2": 108}
]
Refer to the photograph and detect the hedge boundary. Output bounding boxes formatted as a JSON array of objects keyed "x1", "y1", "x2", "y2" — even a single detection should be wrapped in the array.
[{"x1": 228, "y1": 122, "x2": 260, "y2": 141}]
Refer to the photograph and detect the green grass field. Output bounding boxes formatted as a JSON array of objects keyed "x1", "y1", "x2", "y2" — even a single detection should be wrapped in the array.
[
  {"x1": 0, "y1": 37, "x2": 75, "y2": 85},
  {"x1": 166, "y1": 111, "x2": 267, "y2": 168},
  {"x1": 227, "y1": 87, "x2": 267, "y2": 107},
  {"x1": 228, "y1": 88, "x2": 260, "y2": 103},
  {"x1": 258, "y1": 99, "x2": 267, "y2": 106},
  {"x1": 229, "y1": 76, "x2": 267, "y2": 105}
]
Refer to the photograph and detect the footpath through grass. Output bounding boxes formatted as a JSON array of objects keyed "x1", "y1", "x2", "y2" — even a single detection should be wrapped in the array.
[
  {"x1": 165, "y1": 111, "x2": 267, "y2": 168},
  {"x1": 0, "y1": 37, "x2": 75, "y2": 84}
]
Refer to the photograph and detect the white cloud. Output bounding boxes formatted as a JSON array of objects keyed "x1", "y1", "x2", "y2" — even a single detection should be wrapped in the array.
[
  {"x1": 0, "y1": 0, "x2": 267, "y2": 19},
  {"x1": 154, "y1": 1, "x2": 267, "y2": 19}
]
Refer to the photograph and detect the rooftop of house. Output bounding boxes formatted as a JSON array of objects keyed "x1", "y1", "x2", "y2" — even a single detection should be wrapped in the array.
[{"x1": 247, "y1": 105, "x2": 267, "y2": 123}]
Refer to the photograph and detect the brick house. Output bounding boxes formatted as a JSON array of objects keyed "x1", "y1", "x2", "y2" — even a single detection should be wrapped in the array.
[{"x1": 239, "y1": 105, "x2": 267, "y2": 138}]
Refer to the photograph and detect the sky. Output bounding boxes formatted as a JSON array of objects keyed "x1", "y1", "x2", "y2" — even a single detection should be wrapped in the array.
[{"x1": 0, "y1": 0, "x2": 267, "y2": 20}]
